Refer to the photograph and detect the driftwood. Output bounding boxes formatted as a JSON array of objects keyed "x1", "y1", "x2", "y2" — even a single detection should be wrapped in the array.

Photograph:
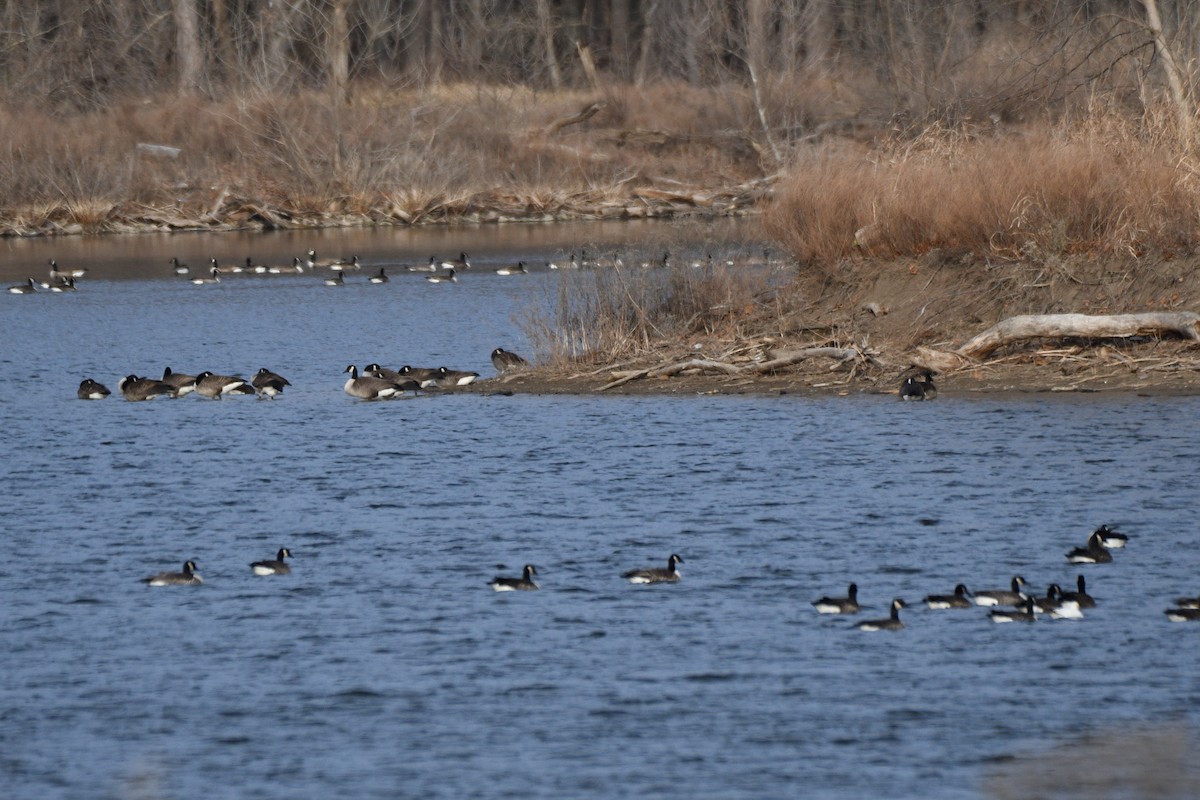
[
  {"x1": 957, "y1": 312, "x2": 1200, "y2": 358},
  {"x1": 598, "y1": 346, "x2": 866, "y2": 391},
  {"x1": 546, "y1": 100, "x2": 606, "y2": 135}
]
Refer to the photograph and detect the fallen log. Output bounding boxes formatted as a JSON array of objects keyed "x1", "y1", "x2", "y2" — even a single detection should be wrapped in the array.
[
  {"x1": 957, "y1": 312, "x2": 1200, "y2": 358},
  {"x1": 545, "y1": 99, "x2": 606, "y2": 135}
]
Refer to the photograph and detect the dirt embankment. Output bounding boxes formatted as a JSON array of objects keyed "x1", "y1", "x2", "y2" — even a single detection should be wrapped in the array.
[{"x1": 475, "y1": 251, "x2": 1200, "y2": 397}]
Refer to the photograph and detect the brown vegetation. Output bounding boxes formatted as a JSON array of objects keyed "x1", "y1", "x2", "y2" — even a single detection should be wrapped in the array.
[{"x1": 764, "y1": 116, "x2": 1200, "y2": 269}]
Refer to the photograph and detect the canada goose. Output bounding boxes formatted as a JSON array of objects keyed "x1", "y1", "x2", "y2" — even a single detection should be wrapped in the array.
[
  {"x1": 169, "y1": 257, "x2": 189, "y2": 275},
  {"x1": 856, "y1": 599, "x2": 906, "y2": 631},
  {"x1": 1066, "y1": 530, "x2": 1112, "y2": 564},
  {"x1": 244, "y1": 257, "x2": 269, "y2": 274},
  {"x1": 191, "y1": 267, "x2": 220, "y2": 285},
  {"x1": 216, "y1": 256, "x2": 243, "y2": 274},
  {"x1": 408, "y1": 257, "x2": 440, "y2": 273},
  {"x1": 369, "y1": 268, "x2": 389, "y2": 284},
  {"x1": 427, "y1": 366, "x2": 479, "y2": 389},
  {"x1": 1093, "y1": 524, "x2": 1128, "y2": 549},
  {"x1": 161, "y1": 367, "x2": 198, "y2": 397},
  {"x1": 362, "y1": 364, "x2": 422, "y2": 391},
  {"x1": 489, "y1": 564, "x2": 539, "y2": 591},
  {"x1": 899, "y1": 369, "x2": 937, "y2": 400},
  {"x1": 343, "y1": 364, "x2": 409, "y2": 400},
  {"x1": 1173, "y1": 593, "x2": 1200, "y2": 610},
  {"x1": 48, "y1": 277, "x2": 76, "y2": 292},
  {"x1": 624, "y1": 553, "x2": 683, "y2": 584},
  {"x1": 324, "y1": 271, "x2": 345, "y2": 287},
  {"x1": 7, "y1": 278, "x2": 36, "y2": 294},
  {"x1": 812, "y1": 583, "x2": 861, "y2": 614},
  {"x1": 639, "y1": 250, "x2": 670, "y2": 269},
  {"x1": 972, "y1": 576, "x2": 1028, "y2": 607},
  {"x1": 549, "y1": 253, "x2": 578, "y2": 270},
  {"x1": 252, "y1": 368, "x2": 291, "y2": 398},
  {"x1": 49, "y1": 259, "x2": 87, "y2": 279},
  {"x1": 990, "y1": 597, "x2": 1036, "y2": 623},
  {"x1": 77, "y1": 378, "x2": 111, "y2": 400},
  {"x1": 923, "y1": 583, "x2": 972, "y2": 609},
  {"x1": 118, "y1": 375, "x2": 177, "y2": 401},
  {"x1": 269, "y1": 257, "x2": 305, "y2": 274},
  {"x1": 307, "y1": 250, "x2": 358, "y2": 270},
  {"x1": 1032, "y1": 585, "x2": 1083, "y2": 619},
  {"x1": 251, "y1": 548, "x2": 292, "y2": 576},
  {"x1": 491, "y1": 347, "x2": 529, "y2": 372},
  {"x1": 495, "y1": 261, "x2": 528, "y2": 276},
  {"x1": 439, "y1": 252, "x2": 471, "y2": 271},
  {"x1": 397, "y1": 365, "x2": 440, "y2": 384},
  {"x1": 426, "y1": 268, "x2": 457, "y2": 284},
  {"x1": 305, "y1": 250, "x2": 336, "y2": 269},
  {"x1": 1059, "y1": 575, "x2": 1097, "y2": 608},
  {"x1": 41, "y1": 261, "x2": 68, "y2": 288},
  {"x1": 143, "y1": 560, "x2": 202, "y2": 586},
  {"x1": 193, "y1": 371, "x2": 250, "y2": 399},
  {"x1": 1165, "y1": 607, "x2": 1200, "y2": 622}
]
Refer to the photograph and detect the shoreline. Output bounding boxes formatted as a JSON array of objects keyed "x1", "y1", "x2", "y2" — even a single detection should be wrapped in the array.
[
  {"x1": 0, "y1": 176, "x2": 770, "y2": 240},
  {"x1": 472, "y1": 351, "x2": 1200, "y2": 399}
]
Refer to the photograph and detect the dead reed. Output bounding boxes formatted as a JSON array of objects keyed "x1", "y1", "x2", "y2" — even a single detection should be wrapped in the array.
[{"x1": 521, "y1": 257, "x2": 779, "y2": 368}]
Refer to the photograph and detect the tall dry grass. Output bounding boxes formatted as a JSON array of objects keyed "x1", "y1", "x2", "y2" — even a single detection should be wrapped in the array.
[
  {"x1": 522, "y1": 258, "x2": 779, "y2": 367},
  {"x1": 765, "y1": 114, "x2": 1200, "y2": 268},
  {"x1": 0, "y1": 81, "x2": 770, "y2": 232}
]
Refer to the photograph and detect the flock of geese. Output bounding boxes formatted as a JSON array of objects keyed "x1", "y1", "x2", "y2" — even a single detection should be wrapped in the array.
[
  {"x1": 77, "y1": 348, "x2": 530, "y2": 402},
  {"x1": 8, "y1": 246, "x2": 786, "y2": 295},
  {"x1": 809, "y1": 523, "x2": 1200, "y2": 628},
  {"x1": 142, "y1": 551, "x2": 683, "y2": 590},
  {"x1": 140, "y1": 528, "x2": 1200, "y2": 625}
]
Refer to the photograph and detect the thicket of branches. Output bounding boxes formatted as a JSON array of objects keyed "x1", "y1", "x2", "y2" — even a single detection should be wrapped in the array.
[{"x1": 1, "y1": 1, "x2": 1192, "y2": 118}]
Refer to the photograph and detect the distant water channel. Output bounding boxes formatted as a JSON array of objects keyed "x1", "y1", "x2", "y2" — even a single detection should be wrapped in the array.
[{"x1": 1, "y1": 222, "x2": 1199, "y2": 799}]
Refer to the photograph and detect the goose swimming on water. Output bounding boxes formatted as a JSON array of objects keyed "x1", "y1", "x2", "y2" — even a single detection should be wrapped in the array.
[
  {"x1": 856, "y1": 599, "x2": 906, "y2": 631},
  {"x1": 923, "y1": 584, "x2": 972, "y2": 609},
  {"x1": 489, "y1": 564, "x2": 539, "y2": 591},
  {"x1": 812, "y1": 583, "x2": 861, "y2": 614},
  {"x1": 118, "y1": 375, "x2": 176, "y2": 401},
  {"x1": 624, "y1": 553, "x2": 683, "y2": 584},
  {"x1": 251, "y1": 548, "x2": 292, "y2": 576},
  {"x1": 972, "y1": 576, "x2": 1027, "y2": 607},
  {"x1": 77, "y1": 378, "x2": 111, "y2": 400},
  {"x1": 143, "y1": 560, "x2": 202, "y2": 586}
]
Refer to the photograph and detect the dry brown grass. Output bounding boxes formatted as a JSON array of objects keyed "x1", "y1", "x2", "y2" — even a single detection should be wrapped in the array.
[
  {"x1": 765, "y1": 114, "x2": 1200, "y2": 269},
  {"x1": 522, "y1": 259, "x2": 779, "y2": 366},
  {"x1": 0, "y1": 81, "x2": 770, "y2": 231}
]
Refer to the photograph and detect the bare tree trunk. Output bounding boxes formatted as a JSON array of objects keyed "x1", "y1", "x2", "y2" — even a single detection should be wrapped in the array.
[
  {"x1": 212, "y1": 0, "x2": 235, "y2": 81},
  {"x1": 329, "y1": 0, "x2": 350, "y2": 106},
  {"x1": 634, "y1": 0, "x2": 659, "y2": 87},
  {"x1": 610, "y1": 0, "x2": 631, "y2": 81},
  {"x1": 463, "y1": 0, "x2": 484, "y2": 78},
  {"x1": 745, "y1": 0, "x2": 781, "y2": 166},
  {"x1": 173, "y1": 0, "x2": 203, "y2": 94},
  {"x1": 534, "y1": 0, "x2": 562, "y2": 88},
  {"x1": 1141, "y1": 0, "x2": 1193, "y2": 145},
  {"x1": 802, "y1": 0, "x2": 833, "y2": 74},
  {"x1": 328, "y1": 0, "x2": 350, "y2": 176},
  {"x1": 264, "y1": 0, "x2": 301, "y2": 88},
  {"x1": 428, "y1": 0, "x2": 443, "y2": 87}
]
